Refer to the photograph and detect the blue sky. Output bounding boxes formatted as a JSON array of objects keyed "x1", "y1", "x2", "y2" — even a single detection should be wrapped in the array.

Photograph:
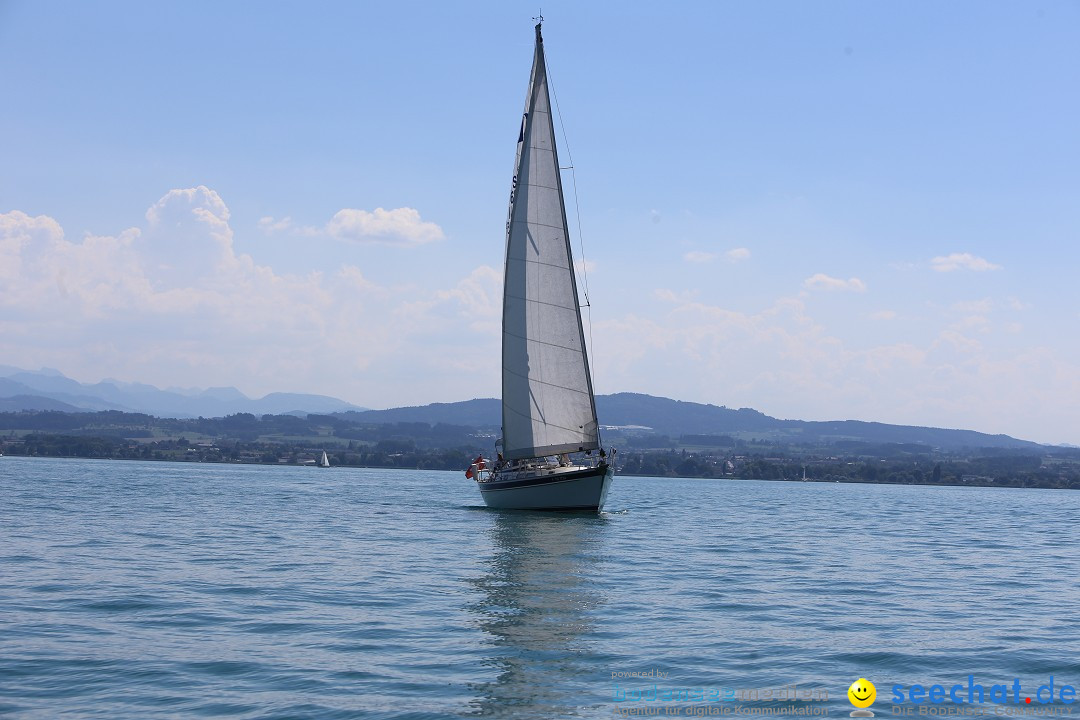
[{"x1": 2, "y1": 1, "x2": 1078, "y2": 444}]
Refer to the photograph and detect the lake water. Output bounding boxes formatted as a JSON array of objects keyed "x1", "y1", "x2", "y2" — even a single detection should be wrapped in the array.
[{"x1": 2, "y1": 457, "x2": 1079, "y2": 719}]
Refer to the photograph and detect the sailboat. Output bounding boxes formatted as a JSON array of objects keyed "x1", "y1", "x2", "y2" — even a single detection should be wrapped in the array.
[
  {"x1": 318, "y1": 450, "x2": 330, "y2": 468},
  {"x1": 470, "y1": 21, "x2": 614, "y2": 511}
]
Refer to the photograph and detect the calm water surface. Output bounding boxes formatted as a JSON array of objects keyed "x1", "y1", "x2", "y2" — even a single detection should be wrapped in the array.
[{"x1": 2, "y1": 457, "x2": 1079, "y2": 719}]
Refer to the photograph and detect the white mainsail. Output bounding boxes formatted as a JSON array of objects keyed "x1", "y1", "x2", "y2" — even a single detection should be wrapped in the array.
[{"x1": 501, "y1": 23, "x2": 600, "y2": 461}]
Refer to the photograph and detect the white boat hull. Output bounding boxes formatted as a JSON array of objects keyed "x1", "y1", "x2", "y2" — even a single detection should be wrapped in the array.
[{"x1": 478, "y1": 464, "x2": 613, "y2": 511}]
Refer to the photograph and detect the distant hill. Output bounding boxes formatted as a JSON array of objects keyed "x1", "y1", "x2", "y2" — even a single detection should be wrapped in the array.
[
  {"x1": 597, "y1": 393, "x2": 1040, "y2": 450},
  {"x1": 339, "y1": 398, "x2": 501, "y2": 427},
  {"x1": 0, "y1": 394, "x2": 82, "y2": 413},
  {"x1": 337, "y1": 392, "x2": 1042, "y2": 451},
  {"x1": 0, "y1": 367, "x2": 367, "y2": 418},
  {"x1": 599, "y1": 393, "x2": 778, "y2": 434}
]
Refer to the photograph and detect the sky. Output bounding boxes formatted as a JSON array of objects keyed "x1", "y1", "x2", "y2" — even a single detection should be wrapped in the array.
[{"x1": 1, "y1": 1, "x2": 1078, "y2": 444}]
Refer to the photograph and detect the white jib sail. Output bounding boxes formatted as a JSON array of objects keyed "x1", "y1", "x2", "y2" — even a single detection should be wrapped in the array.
[{"x1": 501, "y1": 23, "x2": 599, "y2": 461}]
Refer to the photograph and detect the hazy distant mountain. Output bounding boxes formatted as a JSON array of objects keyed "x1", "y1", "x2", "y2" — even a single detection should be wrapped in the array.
[
  {"x1": 254, "y1": 392, "x2": 368, "y2": 416},
  {"x1": 197, "y1": 387, "x2": 249, "y2": 402},
  {"x1": 599, "y1": 393, "x2": 778, "y2": 434},
  {"x1": 0, "y1": 366, "x2": 367, "y2": 418},
  {"x1": 597, "y1": 393, "x2": 1040, "y2": 450},
  {"x1": 0, "y1": 394, "x2": 82, "y2": 412},
  {"x1": 0, "y1": 375, "x2": 132, "y2": 412},
  {"x1": 338, "y1": 398, "x2": 501, "y2": 427}
]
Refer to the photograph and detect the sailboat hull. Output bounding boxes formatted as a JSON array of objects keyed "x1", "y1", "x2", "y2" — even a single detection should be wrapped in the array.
[{"x1": 478, "y1": 464, "x2": 613, "y2": 511}]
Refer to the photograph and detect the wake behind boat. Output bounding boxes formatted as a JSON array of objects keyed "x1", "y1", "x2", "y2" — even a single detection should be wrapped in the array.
[{"x1": 467, "y1": 21, "x2": 614, "y2": 512}]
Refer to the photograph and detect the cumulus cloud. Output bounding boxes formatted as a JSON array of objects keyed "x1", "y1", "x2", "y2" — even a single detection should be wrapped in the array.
[
  {"x1": 931, "y1": 253, "x2": 1001, "y2": 272},
  {"x1": 654, "y1": 288, "x2": 697, "y2": 304},
  {"x1": 0, "y1": 211, "x2": 64, "y2": 284},
  {"x1": 257, "y1": 206, "x2": 444, "y2": 246},
  {"x1": 258, "y1": 215, "x2": 320, "y2": 237},
  {"x1": 327, "y1": 207, "x2": 444, "y2": 245},
  {"x1": 803, "y1": 273, "x2": 867, "y2": 292},
  {"x1": 139, "y1": 186, "x2": 239, "y2": 288},
  {"x1": 258, "y1": 216, "x2": 293, "y2": 233},
  {"x1": 935, "y1": 329, "x2": 983, "y2": 354},
  {"x1": 951, "y1": 298, "x2": 993, "y2": 314},
  {"x1": 575, "y1": 259, "x2": 596, "y2": 274},
  {"x1": 683, "y1": 247, "x2": 749, "y2": 264}
]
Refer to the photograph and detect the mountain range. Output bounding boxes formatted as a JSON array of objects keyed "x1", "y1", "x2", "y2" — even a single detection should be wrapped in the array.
[
  {"x1": 0, "y1": 365, "x2": 1046, "y2": 451},
  {"x1": 338, "y1": 393, "x2": 1042, "y2": 451},
  {"x1": 0, "y1": 365, "x2": 366, "y2": 418}
]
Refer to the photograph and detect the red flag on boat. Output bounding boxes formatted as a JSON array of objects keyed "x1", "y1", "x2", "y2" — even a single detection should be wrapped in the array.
[{"x1": 465, "y1": 455, "x2": 487, "y2": 479}]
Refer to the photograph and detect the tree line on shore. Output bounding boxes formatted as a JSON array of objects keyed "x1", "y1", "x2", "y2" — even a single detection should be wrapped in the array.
[
  {"x1": 5, "y1": 433, "x2": 1079, "y2": 490},
  {"x1": 2, "y1": 410, "x2": 1078, "y2": 489}
]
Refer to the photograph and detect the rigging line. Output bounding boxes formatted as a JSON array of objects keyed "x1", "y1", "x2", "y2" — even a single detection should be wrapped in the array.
[
  {"x1": 546, "y1": 64, "x2": 590, "y2": 308},
  {"x1": 547, "y1": 59, "x2": 599, "y2": 441}
]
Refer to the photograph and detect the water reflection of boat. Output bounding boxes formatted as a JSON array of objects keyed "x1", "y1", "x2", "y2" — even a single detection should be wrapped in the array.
[{"x1": 463, "y1": 511, "x2": 608, "y2": 718}]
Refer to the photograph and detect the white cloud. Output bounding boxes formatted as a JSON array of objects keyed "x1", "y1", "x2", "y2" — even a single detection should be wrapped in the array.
[
  {"x1": 871, "y1": 310, "x2": 898, "y2": 320},
  {"x1": 803, "y1": 273, "x2": 867, "y2": 292},
  {"x1": 327, "y1": 207, "x2": 444, "y2": 245},
  {"x1": 138, "y1": 186, "x2": 238, "y2": 289},
  {"x1": 146, "y1": 185, "x2": 230, "y2": 226},
  {"x1": 258, "y1": 216, "x2": 293, "y2": 234},
  {"x1": 931, "y1": 252, "x2": 1001, "y2": 272},
  {"x1": 426, "y1": 265, "x2": 501, "y2": 321},
  {"x1": 935, "y1": 329, "x2": 983, "y2": 354},
  {"x1": 683, "y1": 247, "x2": 749, "y2": 265},
  {"x1": 951, "y1": 298, "x2": 993, "y2": 314},
  {"x1": 258, "y1": 206, "x2": 443, "y2": 245},
  {"x1": 257, "y1": 215, "x2": 320, "y2": 237},
  {"x1": 653, "y1": 288, "x2": 697, "y2": 304},
  {"x1": 575, "y1": 259, "x2": 597, "y2": 274},
  {"x1": 0, "y1": 211, "x2": 64, "y2": 291},
  {"x1": 956, "y1": 314, "x2": 991, "y2": 333}
]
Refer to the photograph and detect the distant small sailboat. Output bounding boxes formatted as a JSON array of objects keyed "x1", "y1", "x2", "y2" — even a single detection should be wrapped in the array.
[
  {"x1": 318, "y1": 451, "x2": 330, "y2": 468},
  {"x1": 468, "y1": 20, "x2": 614, "y2": 511}
]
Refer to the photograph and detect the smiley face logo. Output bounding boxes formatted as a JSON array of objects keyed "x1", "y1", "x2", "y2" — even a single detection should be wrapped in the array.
[{"x1": 848, "y1": 678, "x2": 876, "y2": 709}]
